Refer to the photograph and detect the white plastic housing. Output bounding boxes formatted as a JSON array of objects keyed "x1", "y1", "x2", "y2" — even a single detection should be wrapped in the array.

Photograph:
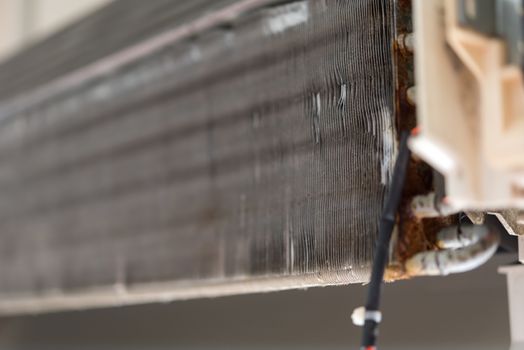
[{"x1": 411, "y1": 0, "x2": 524, "y2": 211}]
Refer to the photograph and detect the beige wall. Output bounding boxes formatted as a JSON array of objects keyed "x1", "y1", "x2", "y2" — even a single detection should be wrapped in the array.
[
  {"x1": 0, "y1": 0, "x2": 26, "y2": 58},
  {"x1": 0, "y1": 0, "x2": 112, "y2": 60}
]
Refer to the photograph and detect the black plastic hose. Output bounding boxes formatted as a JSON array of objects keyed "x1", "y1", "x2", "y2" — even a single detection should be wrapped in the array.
[{"x1": 360, "y1": 131, "x2": 411, "y2": 349}]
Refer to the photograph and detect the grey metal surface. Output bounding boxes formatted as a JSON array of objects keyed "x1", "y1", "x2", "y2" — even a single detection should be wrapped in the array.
[
  {"x1": 0, "y1": 0, "x2": 396, "y2": 314},
  {"x1": 0, "y1": 254, "x2": 513, "y2": 350}
]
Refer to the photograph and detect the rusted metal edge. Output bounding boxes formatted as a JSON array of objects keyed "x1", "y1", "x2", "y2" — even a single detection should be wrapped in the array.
[{"x1": 387, "y1": 0, "x2": 456, "y2": 281}]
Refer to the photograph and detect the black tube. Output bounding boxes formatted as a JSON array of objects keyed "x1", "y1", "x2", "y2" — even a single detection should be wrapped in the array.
[{"x1": 360, "y1": 131, "x2": 411, "y2": 349}]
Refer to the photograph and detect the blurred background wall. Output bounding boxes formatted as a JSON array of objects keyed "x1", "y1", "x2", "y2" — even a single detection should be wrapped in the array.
[
  {"x1": 0, "y1": 1, "x2": 516, "y2": 349},
  {"x1": 0, "y1": 0, "x2": 111, "y2": 60}
]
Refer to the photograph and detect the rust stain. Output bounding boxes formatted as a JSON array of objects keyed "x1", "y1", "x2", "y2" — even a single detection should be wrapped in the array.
[{"x1": 388, "y1": 0, "x2": 456, "y2": 279}]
